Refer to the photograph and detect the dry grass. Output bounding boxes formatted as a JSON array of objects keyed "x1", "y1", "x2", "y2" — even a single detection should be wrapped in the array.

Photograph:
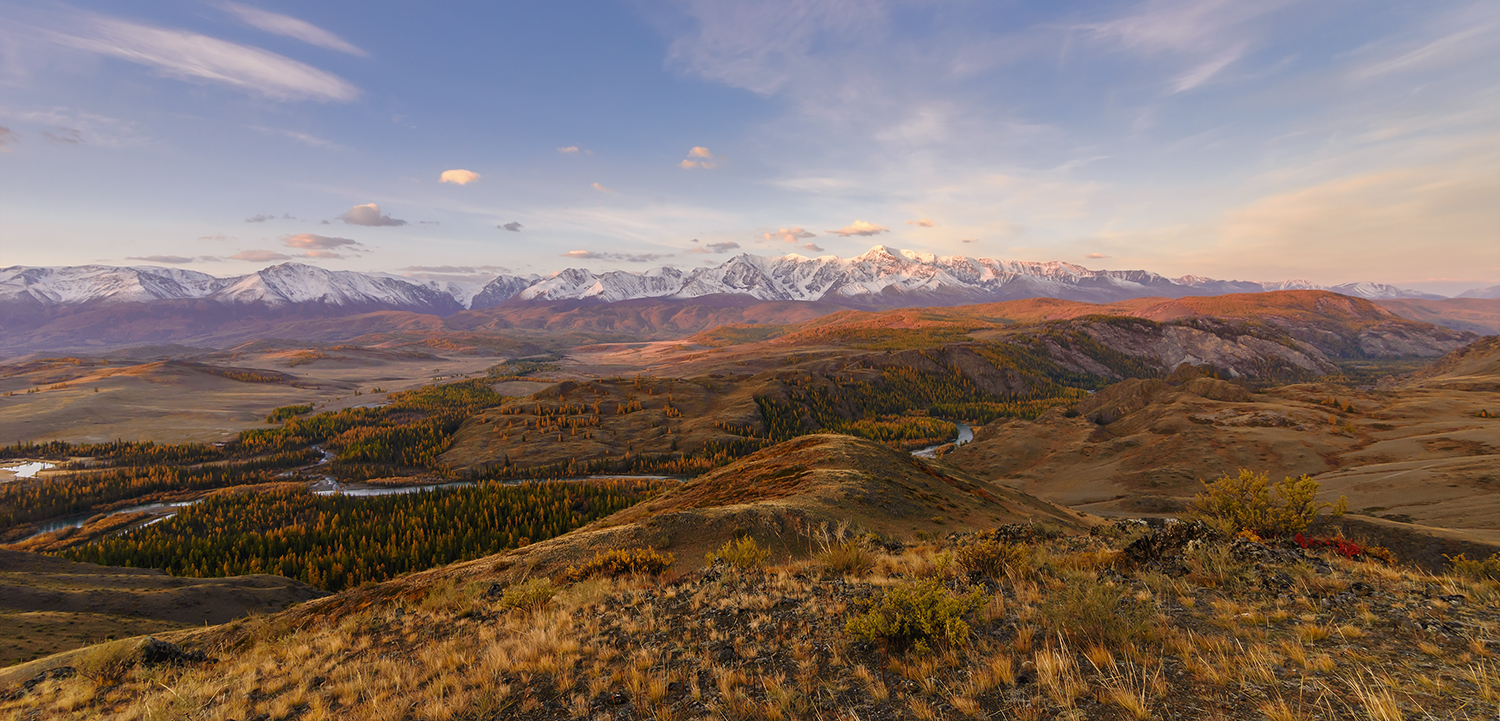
[{"x1": 6, "y1": 525, "x2": 1498, "y2": 720}]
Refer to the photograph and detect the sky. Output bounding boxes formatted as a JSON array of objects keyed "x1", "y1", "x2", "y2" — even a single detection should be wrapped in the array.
[{"x1": 0, "y1": 1, "x2": 1496, "y2": 295}]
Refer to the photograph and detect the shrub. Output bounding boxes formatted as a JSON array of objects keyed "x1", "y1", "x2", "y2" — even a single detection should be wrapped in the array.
[
  {"x1": 705, "y1": 536, "x2": 772, "y2": 568},
  {"x1": 500, "y1": 578, "x2": 559, "y2": 610},
  {"x1": 845, "y1": 578, "x2": 986, "y2": 654},
  {"x1": 955, "y1": 538, "x2": 1031, "y2": 580},
  {"x1": 75, "y1": 639, "x2": 138, "y2": 685},
  {"x1": 265, "y1": 403, "x2": 315, "y2": 423},
  {"x1": 1039, "y1": 577, "x2": 1155, "y2": 648},
  {"x1": 818, "y1": 541, "x2": 875, "y2": 576},
  {"x1": 1448, "y1": 551, "x2": 1500, "y2": 582},
  {"x1": 419, "y1": 579, "x2": 482, "y2": 614},
  {"x1": 1190, "y1": 469, "x2": 1346, "y2": 538},
  {"x1": 563, "y1": 547, "x2": 674, "y2": 582}
]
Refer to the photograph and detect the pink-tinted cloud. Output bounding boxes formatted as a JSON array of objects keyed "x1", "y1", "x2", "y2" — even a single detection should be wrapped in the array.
[
  {"x1": 829, "y1": 220, "x2": 888, "y2": 237},
  {"x1": 762, "y1": 227, "x2": 815, "y2": 243}
]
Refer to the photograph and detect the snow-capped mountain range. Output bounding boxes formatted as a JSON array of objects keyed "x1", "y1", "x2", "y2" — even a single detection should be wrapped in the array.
[{"x1": 0, "y1": 246, "x2": 1453, "y2": 317}]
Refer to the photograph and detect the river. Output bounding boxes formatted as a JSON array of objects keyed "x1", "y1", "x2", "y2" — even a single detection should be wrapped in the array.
[{"x1": 911, "y1": 421, "x2": 974, "y2": 458}]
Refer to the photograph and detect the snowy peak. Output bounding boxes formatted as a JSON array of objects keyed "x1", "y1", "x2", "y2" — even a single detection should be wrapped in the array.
[
  {"x1": 0, "y1": 263, "x2": 460, "y2": 314},
  {"x1": 1, "y1": 251, "x2": 1455, "y2": 316}
]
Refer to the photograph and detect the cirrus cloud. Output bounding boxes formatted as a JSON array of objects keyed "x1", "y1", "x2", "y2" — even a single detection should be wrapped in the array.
[
  {"x1": 51, "y1": 13, "x2": 359, "y2": 102},
  {"x1": 219, "y1": 2, "x2": 368, "y2": 57},
  {"x1": 340, "y1": 203, "x2": 406, "y2": 227},
  {"x1": 829, "y1": 220, "x2": 889, "y2": 237},
  {"x1": 439, "y1": 169, "x2": 480, "y2": 185}
]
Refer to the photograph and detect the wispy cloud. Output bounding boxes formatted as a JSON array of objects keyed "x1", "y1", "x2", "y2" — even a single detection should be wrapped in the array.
[
  {"x1": 48, "y1": 13, "x2": 359, "y2": 101},
  {"x1": 252, "y1": 126, "x2": 340, "y2": 148},
  {"x1": 126, "y1": 255, "x2": 196, "y2": 264},
  {"x1": 230, "y1": 249, "x2": 292, "y2": 262},
  {"x1": 1084, "y1": 252, "x2": 1110, "y2": 259},
  {"x1": 591, "y1": 182, "x2": 613, "y2": 193},
  {"x1": 802, "y1": 242, "x2": 825, "y2": 252},
  {"x1": 905, "y1": 218, "x2": 935, "y2": 227},
  {"x1": 558, "y1": 145, "x2": 593, "y2": 154},
  {"x1": 219, "y1": 2, "x2": 368, "y2": 57},
  {"x1": 562, "y1": 250, "x2": 670, "y2": 263},
  {"x1": 0, "y1": 126, "x2": 13, "y2": 152}
]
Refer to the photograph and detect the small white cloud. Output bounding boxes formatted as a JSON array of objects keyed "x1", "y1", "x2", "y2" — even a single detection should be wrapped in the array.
[
  {"x1": 762, "y1": 227, "x2": 816, "y2": 243},
  {"x1": 440, "y1": 169, "x2": 480, "y2": 185},
  {"x1": 558, "y1": 146, "x2": 580, "y2": 153},
  {"x1": 283, "y1": 233, "x2": 358, "y2": 250},
  {"x1": 802, "y1": 242, "x2": 825, "y2": 252},
  {"x1": 829, "y1": 220, "x2": 889, "y2": 237},
  {"x1": 126, "y1": 255, "x2": 195, "y2": 264},
  {"x1": 592, "y1": 182, "x2": 613, "y2": 193},
  {"x1": 681, "y1": 146, "x2": 719, "y2": 169},
  {"x1": 341, "y1": 203, "x2": 406, "y2": 227},
  {"x1": 303, "y1": 249, "x2": 344, "y2": 259},
  {"x1": 1084, "y1": 252, "x2": 1110, "y2": 259},
  {"x1": 246, "y1": 214, "x2": 274, "y2": 223},
  {"x1": 499, "y1": 222, "x2": 523, "y2": 232},
  {"x1": 906, "y1": 218, "x2": 936, "y2": 227},
  {"x1": 230, "y1": 249, "x2": 292, "y2": 261}
]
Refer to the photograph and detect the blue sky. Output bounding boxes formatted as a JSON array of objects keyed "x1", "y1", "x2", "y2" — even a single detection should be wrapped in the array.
[{"x1": 0, "y1": 0, "x2": 1496, "y2": 294}]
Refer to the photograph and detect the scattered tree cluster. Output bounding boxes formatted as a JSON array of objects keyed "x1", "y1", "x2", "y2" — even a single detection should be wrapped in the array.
[{"x1": 65, "y1": 479, "x2": 664, "y2": 592}]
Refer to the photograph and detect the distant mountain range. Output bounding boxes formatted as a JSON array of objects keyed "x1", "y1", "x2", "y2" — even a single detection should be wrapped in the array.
[{"x1": 0, "y1": 246, "x2": 1465, "y2": 318}]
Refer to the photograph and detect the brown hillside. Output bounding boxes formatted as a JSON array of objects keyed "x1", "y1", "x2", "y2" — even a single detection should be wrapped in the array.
[
  {"x1": 946, "y1": 349, "x2": 1500, "y2": 537},
  {"x1": 0, "y1": 549, "x2": 325, "y2": 666},
  {"x1": 1378, "y1": 296, "x2": 1500, "y2": 334},
  {"x1": 459, "y1": 434, "x2": 1087, "y2": 582},
  {"x1": 758, "y1": 290, "x2": 1474, "y2": 359}
]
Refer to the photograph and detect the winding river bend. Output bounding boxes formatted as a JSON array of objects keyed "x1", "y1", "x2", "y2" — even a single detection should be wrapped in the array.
[
  {"x1": 22, "y1": 421, "x2": 968, "y2": 545},
  {"x1": 911, "y1": 421, "x2": 974, "y2": 458}
]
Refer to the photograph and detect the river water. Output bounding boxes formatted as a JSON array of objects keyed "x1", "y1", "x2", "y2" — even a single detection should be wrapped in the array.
[{"x1": 911, "y1": 421, "x2": 974, "y2": 458}]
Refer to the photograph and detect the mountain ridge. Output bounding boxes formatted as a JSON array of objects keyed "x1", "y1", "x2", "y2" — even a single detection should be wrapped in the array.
[{"x1": 2, "y1": 247, "x2": 1453, "y2": 318}]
